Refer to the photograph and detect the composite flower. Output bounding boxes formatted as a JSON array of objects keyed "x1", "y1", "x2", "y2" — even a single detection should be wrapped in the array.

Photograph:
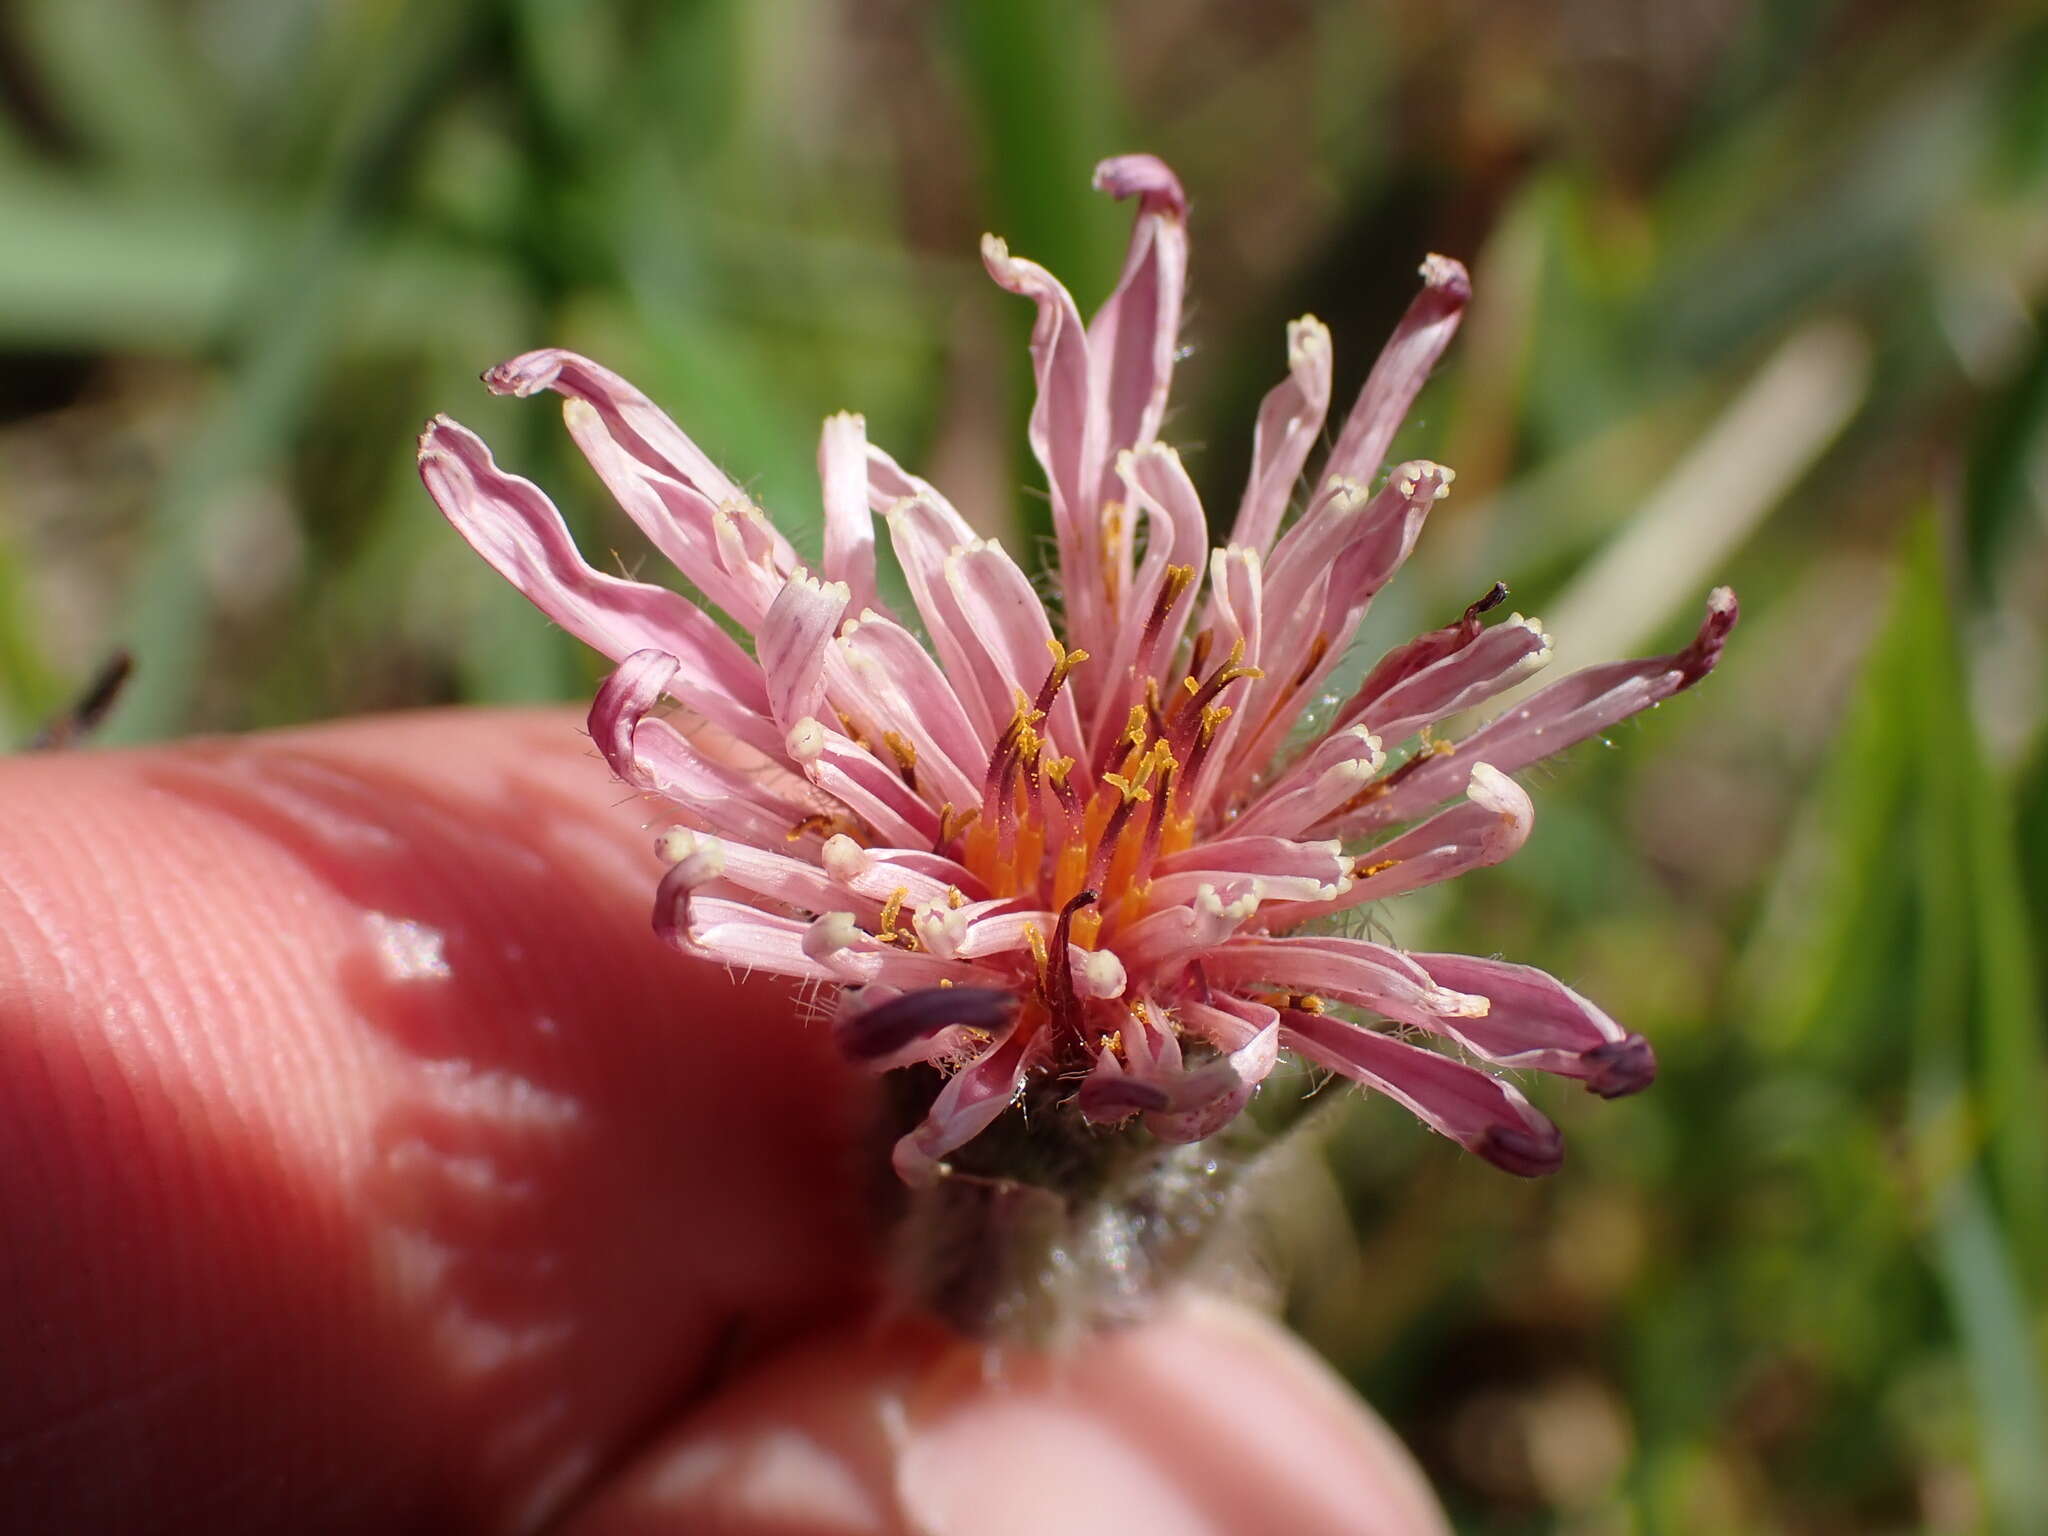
[{"x1": 419, "y1": 154, "x2": 1734, "y2": 1188}]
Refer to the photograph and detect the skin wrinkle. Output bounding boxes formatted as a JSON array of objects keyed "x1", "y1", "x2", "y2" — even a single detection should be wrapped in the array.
[
  {"x1": 163, "y1": 720, "x2": 875, "y2": 1521},
  {"x1": 0, "y1": 710, "x2": 879, "y2": 1532}
]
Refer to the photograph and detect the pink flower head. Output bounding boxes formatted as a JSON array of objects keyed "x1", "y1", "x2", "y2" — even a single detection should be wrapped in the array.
[{"x1": 420, "y1": 154, "x2": 1735, "y2": 1187}]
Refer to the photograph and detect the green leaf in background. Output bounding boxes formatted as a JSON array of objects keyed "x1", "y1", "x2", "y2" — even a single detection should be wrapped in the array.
[
  {"x1": 1895, "y1": 512, "x2": 2048, "y2": 1535},
  {"x1": 102, "y1": 0, "x2": 497, "y2": 742}
]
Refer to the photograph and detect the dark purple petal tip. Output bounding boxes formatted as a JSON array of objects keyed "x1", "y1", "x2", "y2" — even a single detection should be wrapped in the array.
[
  {"x1": 1678, "y1": 587, "x2": 1739, "y2": 685},
  {"x1": 836, "y1": 986, "x2": 1017, "y2": 1063},
  {"x1": 1582, "y1": 1033, "x2": 1657, "y2": 1099},
  {"x1": 1419, "y1": 253, "x2": 1472, "y2": 304},
  {"x1": 1476, "y1": 1121, "x2": 1565, "y2": 1178}
]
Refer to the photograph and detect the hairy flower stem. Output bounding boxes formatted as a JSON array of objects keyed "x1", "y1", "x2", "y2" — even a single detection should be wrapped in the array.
[{"x1": 877, "y1": 1068, "x2": 1256, "y2": 1342}]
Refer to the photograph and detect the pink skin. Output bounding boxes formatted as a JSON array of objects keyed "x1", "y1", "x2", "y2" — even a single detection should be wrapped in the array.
[{"x1": 0, "y1": 709, "x2": 1449, "y2": 1535}]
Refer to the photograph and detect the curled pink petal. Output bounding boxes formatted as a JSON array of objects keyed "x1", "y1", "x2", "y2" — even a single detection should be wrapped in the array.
[
  {"x1": 1343, "y1": 588, "x2": 1739, "y2": 831},
  {"x1": 758, "y1": 570, "x2": 850, "y2": 730},
  {"x1": 1410, "y1": 953, "x2": 1655, "y2": 1097},
  {"x1": 589, "y1": 649, "x2": 680, "y2": 791},
  {"x1": 1320, "y1": 255, "x2": 1471, "y2": 491},
  {"x1": 1148, "y1": 836, "x2": 1352, "y2": 910},
  {"x1": 1201, "y1": 936, "x2": 1490, "y2": 1030},
  {"x1": 1236, "y1": 461, "x2": 1450, "y2": 778},
  {"x1": 982, "y1": 233, "x2": 1107, "y2": 660},
  {"x1": 1229, "y1": 317, "x2": 1335, "y2": 555},
  {"x1": 418, "y1": 417, "x2": 780, "y2": 758},
  {"x1": 1280, "y1": 1007, "x2": 1564, "y2": 1178},
  {"x1": 1347, "y1": 609, "x2": 1552, "y2": 745},
  {"x1": 831, "y1": 609, "x2": 987, "y2": 809},
  {"x1": 485, "y1": 348, "x2": 761, "y2": 525},
  {"x1": 1091, "y1": 153, "x2": 1188, "y2": 216},
  {"x1": 1088, "y1": 154, "x2": 1190, "y2": 512},
  {"x1": 1278, "y1": 763, "x2": 1533, "y2": 921},
  {"x1": 819, "y1": 411, "x2": 886, "y2": 617},
  {"x1": 893, "y1": 1023, "x2": 1035, "y2": 1186},
  {"x1": 558, "y1": 394, "x2": 783, "y2": 628},
  {"x1": 627, "y1": 715, "x2": 811, "y2": 847}
]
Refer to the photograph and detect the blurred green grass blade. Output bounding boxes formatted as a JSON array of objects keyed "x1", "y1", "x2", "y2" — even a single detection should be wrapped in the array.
[
  {"x1": 1929, "y1": 1170, "x2": 2048, "y2": 1532},
  {"x1": 1735, "y1": 568, "x2": 1916, "y2": 1058},
  {"x1": 0, "y1": 172, "x2": 523, "y2": 353},
  {"x1": 14, "y1": 0, "x2": 223, "y2": 171},
  {"x1": 948, "y1": 0, "x2": 1125, "y2": 303},
  {"x1": 0, "y1": 173, "x2": 263, "y2": 349},
  {"x1": 1653, "y1": 48, "x2": 1989, "y2": 364},
  {"x1": 0, "y1": 526, "x2": 64, "y2": 740},
  {"x1": 1893, "y1": 512, "x2": 2048, "y2": 1532},
  {"x1": 1963, "y1": 316, "x2": 2048, "y2": 598},
  {"x1": 946, "y1": 0, "x2": 1124, "y2": 553},
  {"x1": 105, "y1": 0, "x2": 496, "y2": 742},
  {"x1": 1896, "y1": 516, "x2": 2048, "y2": 1281}
]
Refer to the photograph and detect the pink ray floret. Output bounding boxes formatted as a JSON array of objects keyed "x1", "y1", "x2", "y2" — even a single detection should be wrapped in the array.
[{"x1": 420, "y1": 154, "x2": 1736, "y2": 1186}]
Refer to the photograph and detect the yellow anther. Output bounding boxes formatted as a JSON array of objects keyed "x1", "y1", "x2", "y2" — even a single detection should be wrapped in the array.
[
  {"x1": 1358, "y1": 858, "x2": 1400, "y2": 879},
  {"x1": 788, "y1": 811, "x2": 854, "y2": 842},
  {"x1": 947, "y1": 885, "x2": 967, "y2": 910},
  {"x1": 1102, "y1": 772, "x2": 1152, "y2": 805},
  {"x1": 1127, "y1": 737, "x2": 1178, "y2": 796},
  {"x1": 934, "y1": 803, "x2": 980, "y2": 847},
  {"x1": 1198, "y1": 704, "x2": 1232, "y2": 747},
  {"x1": 1043, "y1": 636, "x2": 1090, "y2": 686},
  {"x1": 1024, "y1": 921, "x2": 1049, "y2": 978},
  {"x1": 1214, "y1": 636, "x2": 1263, "y2": 687},
  {"x1": 878, "y1": 887, "x2": 910, "y2": 941},
  {"x1": 1045, "y1": 755, "x2": 1075, "y2": 787}
]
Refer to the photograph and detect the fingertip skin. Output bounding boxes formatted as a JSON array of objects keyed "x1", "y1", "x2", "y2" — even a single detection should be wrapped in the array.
[
  {"x1": 0, "y1": 708, "x2": 878, "y2": 1532},
  {"x1": 562, "y1": 1294, "x2": 1449, "y2": 1536}
]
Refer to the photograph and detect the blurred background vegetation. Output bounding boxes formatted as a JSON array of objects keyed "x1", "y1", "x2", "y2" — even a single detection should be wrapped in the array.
[{"x1": 3, "y1": 0, "x2": 2045, "y2": 1530}]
